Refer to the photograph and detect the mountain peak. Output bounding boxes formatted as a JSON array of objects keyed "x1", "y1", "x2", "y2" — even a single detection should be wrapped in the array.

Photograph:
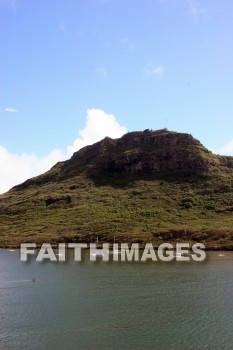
[{"x1": 11, "y1": 129, "x2": 232, "y2": 191}]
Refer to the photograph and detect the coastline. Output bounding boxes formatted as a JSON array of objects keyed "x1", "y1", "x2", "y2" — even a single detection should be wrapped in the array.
[{"x1": 1, "y1": 242, "x2": 233, "y2": 251}]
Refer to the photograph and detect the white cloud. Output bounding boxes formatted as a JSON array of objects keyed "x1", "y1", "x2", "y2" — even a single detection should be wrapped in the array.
[
  {"x1": 159, "y1": 0, "x2": 207, "y2": 22},
  {"x1": 187, "y1": 0, "x2": 207, "y2": 22},
  {"x1": 67, "y1": 109, "x2": 127, "y2": 156},
  {"x1": 142, "y1": 63, "x2": 165, "y2": 77},
  {"x1": 154, "y1": 66, "x2": 165, "y2": 75},
  {"x1": 0, "y1": 109, "x2": 127, "y2": 194},
  {"x1": 217, "y1": 140, "x2": 233, "y2": 156},
  {"x1": 4, "y1": 107, "x2": 18, "y2": 113},
  {"x1": 0, "y1": 147, "x2": 65, "y2": 194}
]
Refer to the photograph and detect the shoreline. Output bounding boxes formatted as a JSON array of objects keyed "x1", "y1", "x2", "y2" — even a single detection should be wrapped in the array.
[{"x1": 1, "y1": 243, "x2": 233, "y2": 251}]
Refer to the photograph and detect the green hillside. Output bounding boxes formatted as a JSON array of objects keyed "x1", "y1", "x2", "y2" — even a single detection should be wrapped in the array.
[{"x1": 0, "y1": 129, "x2": 233, "y2": 249}]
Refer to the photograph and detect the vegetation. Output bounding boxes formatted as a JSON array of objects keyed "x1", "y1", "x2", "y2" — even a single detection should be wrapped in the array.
[{"x1": 0, "y1": 129, "x2": 233, "y2": 249}]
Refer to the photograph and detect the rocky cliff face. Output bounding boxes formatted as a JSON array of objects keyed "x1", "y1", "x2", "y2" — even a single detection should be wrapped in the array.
[
  {"x1": 103, "y1": 130, "x2": 215, "y2": 175},
  {"x1": 12, "y1": 129, "x2": 233, "y2": 190}
]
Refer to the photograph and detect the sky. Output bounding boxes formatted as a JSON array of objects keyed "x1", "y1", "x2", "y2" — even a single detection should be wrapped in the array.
[{"x1": 0, "y1": 0, "x2": 233, "y2": 193}]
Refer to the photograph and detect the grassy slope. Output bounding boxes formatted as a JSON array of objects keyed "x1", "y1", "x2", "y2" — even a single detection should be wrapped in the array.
[{"x1": 0, "y1": 172, "x2": 233, "y2": 249}]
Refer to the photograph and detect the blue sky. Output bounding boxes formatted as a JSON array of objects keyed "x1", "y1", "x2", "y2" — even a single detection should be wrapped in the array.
[{"x1": 0, "y1": 0, "x2": 233, "y2": 192}]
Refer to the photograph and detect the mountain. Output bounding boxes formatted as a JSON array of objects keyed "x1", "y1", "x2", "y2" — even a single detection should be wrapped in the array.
[{"x1": 0, "y1": 129, "x2": 233, "y2": 248}]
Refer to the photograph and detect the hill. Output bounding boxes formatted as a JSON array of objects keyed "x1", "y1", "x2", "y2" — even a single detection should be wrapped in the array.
[{"x1": 0, "y1": 129, "x2": 233, "y2": 248}]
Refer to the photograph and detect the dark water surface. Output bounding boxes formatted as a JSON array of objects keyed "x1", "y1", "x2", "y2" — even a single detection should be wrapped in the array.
[{"x1": 0, "y1": 250, "x2": 233, "y2": 350}]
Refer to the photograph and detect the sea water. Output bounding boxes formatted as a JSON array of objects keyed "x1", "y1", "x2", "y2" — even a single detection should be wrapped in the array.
[{"x1": 0, "y1": 250, "x2": 233, "y2": 350}]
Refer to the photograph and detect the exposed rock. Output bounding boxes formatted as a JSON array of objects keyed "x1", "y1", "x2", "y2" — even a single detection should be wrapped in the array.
[
  {"x1": 45, "y1": 195, "x2": 71, "y2": 207},
  {"x1": 11, "y1": 129, "x2": 233, "y2": 191}
]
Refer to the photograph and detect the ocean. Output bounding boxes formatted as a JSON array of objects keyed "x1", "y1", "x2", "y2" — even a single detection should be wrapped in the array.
[{"x1": 0, "y1": 249, "x2": 233, "y2": 350}]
